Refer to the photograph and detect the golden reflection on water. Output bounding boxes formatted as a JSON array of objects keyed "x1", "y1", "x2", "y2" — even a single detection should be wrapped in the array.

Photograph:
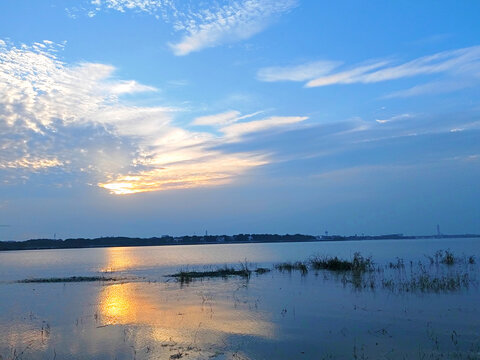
[
  {"x1": 100, "y1": 247, "x2": 142, "y2": 272},
  {"x1": 98, "y1": 282, "x2": 274, "y2": 346},
  {"x1": 96, "y1": 244, "x2": 274, "y2": 356}
]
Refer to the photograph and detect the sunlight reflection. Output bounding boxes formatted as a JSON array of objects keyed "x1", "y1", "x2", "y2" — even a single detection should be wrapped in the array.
[
  {"x1": 100, "y1": 247, "x2": 141, "y2": 273},
  {"x1": 98, "y1": 282, "x2": 274, "y2": 346}
]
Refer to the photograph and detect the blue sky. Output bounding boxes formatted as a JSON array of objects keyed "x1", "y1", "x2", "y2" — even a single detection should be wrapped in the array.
[{"x1": 1, "y1": 0, "x2": 479, "y2": 240}]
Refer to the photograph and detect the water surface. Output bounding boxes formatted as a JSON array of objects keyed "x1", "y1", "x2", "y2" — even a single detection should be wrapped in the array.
[{"x1": 1, "y1": 238, "x2": 479, "y2": 359}]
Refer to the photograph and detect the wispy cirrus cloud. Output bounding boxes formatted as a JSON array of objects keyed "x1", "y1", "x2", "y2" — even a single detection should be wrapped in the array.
[
  {"x1": 383, "y1": 79, "x2": 477, "y2": 98},
  {"x1": 306, "y1": 46, "x2": 480, "y2": 88},
  {"x1": 191, "y1": 110, "x2": 264, "y2": 126},
  {"x1": 169, "y1": 0, "x2": 298, "y2": 56},
  {"x1": 88, "y1": 0, "x2": 175, "y2": 16},
  {"x1": 191, "y1": 110, "x2": 307, "y2": 141},
  {"x1": 258, "y1": 45, "x2": 480, "y2": 95},
  {"x1": 220, "y1": 116, "x2": 307, "y2": 139},
  {"x1": 81, "y1": 0, "x2": 298, "y2": 55},
  {"x1": 0, "y1": 39, "x2": 306, "y2": 194},
  {"x1": 257, "y1": 60, "x2": 341, "y2": 82},
  {"x1": 375, "y1": 113, "x2": 414, "y2": 124},
  {"x1": 192, "y1": 110, "x2": 241, "y2": 126}
]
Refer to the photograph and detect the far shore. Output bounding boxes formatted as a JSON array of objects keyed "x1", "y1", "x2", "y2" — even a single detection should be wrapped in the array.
[{"x1": 1, "y1": 233, "x2": 479, "y2": 252}]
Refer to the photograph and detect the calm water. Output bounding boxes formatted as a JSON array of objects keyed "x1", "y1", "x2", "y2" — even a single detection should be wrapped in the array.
[{"x1": 0, "y1": 238, "x2": 479, "y2": 359}]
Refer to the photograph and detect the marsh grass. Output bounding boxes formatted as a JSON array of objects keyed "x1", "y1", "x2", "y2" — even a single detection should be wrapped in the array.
[
  {"x1": 169, "y1": 262, "x2": 258, "y2": 284},
  {"x1": 388, "y1": 258, "x2": 405, "y2": 269},
  {"x1": 254, "y1": 267, "x2": 271, "y2": 274},
  {"x1": 16, "y1": 276, "x2": 121, "y2": 283},
  {"x1": 310, "y1": 252, "x2": 374, "y2": 272},
  {"x1": 332, "y1": 250, "x2": 477, "y2": 293},
  {"x1": 425, "y1": 249, "x2": 475, "y2": 266},
  {"x1": 382, "y1": 270, "x2": 471, "y2": 293},
  {"x1": 275, "y1": 261, "x2": 308, "y2": 274}
]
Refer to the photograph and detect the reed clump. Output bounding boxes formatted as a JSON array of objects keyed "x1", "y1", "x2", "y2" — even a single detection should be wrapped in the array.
[
  {"x1": 170, "y1": 264, "x2": 254, "y2": 284},
  {"x1": 254, "y1": 267, "x2": 271, "y2": 274},
  {"x1": 275, "y1": 261, "x2": 308, "y2": 274},
  {"x1": 310, "y1": 252, "x2": 374, "y2": 272},
  {"x1": 382, "y1": 271, "x2": 470, "y2": 293},
  {"x1": 425, "y1": 249, "x2": 476, "y2": 266}
]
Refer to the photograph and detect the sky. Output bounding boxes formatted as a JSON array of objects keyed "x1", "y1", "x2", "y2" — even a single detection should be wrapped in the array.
[{"x1": 1, "y1": 0, "x2": 480, "y2": 240}]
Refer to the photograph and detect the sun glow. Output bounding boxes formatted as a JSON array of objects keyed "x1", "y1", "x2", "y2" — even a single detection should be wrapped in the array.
[{"x1": 99, "y1": 154, "x2": 267, "y2": 195}]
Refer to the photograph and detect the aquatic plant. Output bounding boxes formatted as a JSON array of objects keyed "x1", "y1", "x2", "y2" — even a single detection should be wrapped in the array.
[
  {"x1": 425, "y1": 249, "x2": 478, "y2": 266},
  {"x1": 381, "y1": 270, "x2": 471, "y2": 293},
  {"x1": 275, "y1": 261, "x2": 308, "y2": 274},
  {"x1": 169, "y1": 266, "x2": 251, "y2": 283},
  {"x1": 254, "y1": 267, "x2": 271, "y2": 274},
  {"x1": 310, "y1": 252, "x2": 374, "y2": 272},
  {"x1": 388, "y1": 258, "x2": 405, "y2": 269}
]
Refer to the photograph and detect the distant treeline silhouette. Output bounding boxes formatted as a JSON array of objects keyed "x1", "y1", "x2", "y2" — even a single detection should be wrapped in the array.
[
  {"x1": 0, "y1": 234, "x2": 315, "y2": 251},
  {"x1": 0, "y1": 233, "x2": 478, "y2": 251}
]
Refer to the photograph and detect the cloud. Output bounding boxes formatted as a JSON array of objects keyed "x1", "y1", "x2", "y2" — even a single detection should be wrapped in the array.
[
  {"x1": 99, "y1": 153, "x2": 267, "y2": 195},
  {"x1": 109, "y1": 80, "x2": 157, "y2": 95},
  {"x1": 191, "y1": 110, "x2": 308, "y2": 140},
  {"x1": 220, "y1": 116, "x2": 308, "y2": 139},
  {"x1": 0, "y1": 39, "x2": 306, "y2": 195},
  {"x1": 375, "y1": 113, "x2": 413, "y2": 124},
  {"x1": 257, "y1": 46, "x2": 480, "y2": 96},
  {"x1": 191, "y1": 110, "x2": 264, "y2": 126},
  {"x1": 88, "y1": 0, "x2": 172, "y2": 15},
  {"x1": 0, "y1": 157, "x2": 64, "y2": 170},
  {"x1": 82, "y1": 0, "x2": 297, "y2": 55},
  {"x1": 168, "y1": 0, "x2": 298, "y2": 55},
  {"x1": 384, "y1": 79, "x2": 476, "y2": 98},
  {"x1": 257, "y1": 61, "x2": 341, "y2": 82},
  {"x1": 305, "y1": 46, "x2": 480, "y2": 88},
  {"x1": 192, "y1": 110, "x2": 241, "y2": 126},
  {"x1": 305, "y1": 61, "x2": 390, "y2": 87}
]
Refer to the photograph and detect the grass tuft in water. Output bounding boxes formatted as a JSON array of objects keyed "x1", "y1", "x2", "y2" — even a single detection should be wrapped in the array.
[
  {"x1": 310, "y1": 252, "x2": 374, "y2": 272},
  {"x1": 275, "y1": 261, "x2": 308, "y2": 274},
  {"x1": 170, "y1": 266, "x2": 252, "y2": 283},
  {"x1": 254, "y1": 267, "x2": 271, "y2": 274},
  {"x1": 382, "y1": 271, "x2": 470, "y2": 293}
]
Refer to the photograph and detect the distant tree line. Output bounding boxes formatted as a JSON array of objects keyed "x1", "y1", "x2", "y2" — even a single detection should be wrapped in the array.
[
  {"x1": 0, "y1": 233, "x2": 478, "y2": 252},
  {"x1": 0, "y1": 234, "x2": 316, "y2": 251}
]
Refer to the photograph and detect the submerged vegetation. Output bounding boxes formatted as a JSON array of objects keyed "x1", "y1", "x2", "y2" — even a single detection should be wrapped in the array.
[
  {"x1": 425, "y1": 249, "x2": 476, "y2": 266},
  {"x1": 310, "y1": 252, "x2": 374, "y2": 272},
  {"x1": 167, "y1": 249, "x2": 477, "y2": 294},
  {"x1": 16, "y1": 276, "x2": 122, "y2": 283},
  {"x1": 275, "y1": 261, "x2": 309, "y2": 274},
  {"x1": 169, "y1": 265, "x2": 252, "y2": 284},
  {"x1": 382, "y1": 271, "x2": 470, "y2": 293},
  {"x1": 2, "y1": 248, "x2": 478, "y2": 360}
]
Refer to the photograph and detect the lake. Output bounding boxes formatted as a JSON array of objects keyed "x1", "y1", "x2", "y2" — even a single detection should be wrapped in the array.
[{"x1": 0, "y1": 238, "x2": 479, "y2": 359}]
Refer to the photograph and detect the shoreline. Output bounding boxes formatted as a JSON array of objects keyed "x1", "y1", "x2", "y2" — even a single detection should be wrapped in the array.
[{"x1": 1, "y1": 233, "x2": 479, "y2": 252}]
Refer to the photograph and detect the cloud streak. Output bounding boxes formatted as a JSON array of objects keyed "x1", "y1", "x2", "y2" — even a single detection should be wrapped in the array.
[
  {"x1": 169, "y1": 0, "x2": 298, "y2": 56},
  {"x1": 83, "y1": 0, "x2": 298, "y2": 55},
  {"x1": 257, "y1": 60, "x2": 341, "y2": 82},
  {"x1": 258, "y1": 46, "x2": 480, "y2": 94}
]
